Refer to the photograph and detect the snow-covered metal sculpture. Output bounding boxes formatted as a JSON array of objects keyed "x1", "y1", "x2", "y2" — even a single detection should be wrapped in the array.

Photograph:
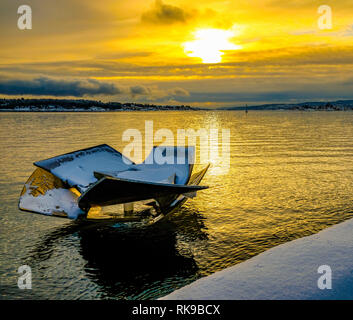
[{"x1": 19, "y1": 144, "x2": 209, "y2": 225}]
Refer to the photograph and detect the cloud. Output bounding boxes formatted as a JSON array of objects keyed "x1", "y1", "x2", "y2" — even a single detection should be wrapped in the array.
[
  {"x1": 169, "y1": 87, "x2": 190, "y2": 96},
  {"x1": 343, "y1": 24, "x2": 353, "y2": 37},
  {"x1": 291, "y1": 24, "x2": 353, "y2": 38},
  {"x1": 172, "y1": 85, "x2": 353, "y2": 105},
  {"x1": 130, "y1": 85, "x2": 150, "y2": 95},
  {"x1": 141, "y1": 0, "x2": 190, "y2": 24},
  {"x1": 0, "y1": 77, "x2": 123, "y2": 97},
  {"x1": 3, "y1": 44, "x2": 353, "y2": 82}
]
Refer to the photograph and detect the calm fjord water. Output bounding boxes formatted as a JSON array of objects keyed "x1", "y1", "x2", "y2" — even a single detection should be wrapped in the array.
[{"x1": 1, "y1": 111, "x2": 353, "y2": 299}]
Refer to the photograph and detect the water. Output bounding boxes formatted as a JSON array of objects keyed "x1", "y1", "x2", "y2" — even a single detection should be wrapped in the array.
[{"x1": 1, "y1": 111, "x2": 353, "y2": 299}]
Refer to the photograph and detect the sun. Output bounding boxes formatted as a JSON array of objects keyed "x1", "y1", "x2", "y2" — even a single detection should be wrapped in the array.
[{"x1": 183, "y1": 27, "x2": 242, "y2": 63}]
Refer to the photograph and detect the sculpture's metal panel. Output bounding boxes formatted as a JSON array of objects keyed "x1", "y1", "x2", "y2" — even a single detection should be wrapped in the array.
[
  {"x1": 136, "y1": 146, "x2": 195, "y2": 185},
  {"x1": 78, "y1": 175, "x2": 208, "y2": 210},
  {"x1": 34, "y1": 144, "x2": 134, "y2": 192},
  {"x1": 18, "y1": 168, "x2": 85, "y2": 219}
]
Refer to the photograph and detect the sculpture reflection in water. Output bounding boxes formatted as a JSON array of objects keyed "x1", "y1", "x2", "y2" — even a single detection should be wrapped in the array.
[{"x1": 25, "y1": 207, "x2": 208, "y2": 299}]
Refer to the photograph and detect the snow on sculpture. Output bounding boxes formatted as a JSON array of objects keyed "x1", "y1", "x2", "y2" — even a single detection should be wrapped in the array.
[{"x1": 19, "y1": 144, "x2": 209, "y2": 226}]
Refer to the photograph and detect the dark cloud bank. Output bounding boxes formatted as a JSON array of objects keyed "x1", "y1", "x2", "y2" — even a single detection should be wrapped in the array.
[
  {"x1": 141, "y1": 0, "x2": 190, "y2": 24},
  {"x1": 0, "y1": 77, "x2": 122, "y2": 97}
]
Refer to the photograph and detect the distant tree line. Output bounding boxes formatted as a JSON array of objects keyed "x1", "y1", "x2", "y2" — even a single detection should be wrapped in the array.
[
  {"x1": 0, "y1": 98, "x2": 196, "y2": 111},
  {"x1": 293, "y1": 102, "x2": 352, "y2": 111}
]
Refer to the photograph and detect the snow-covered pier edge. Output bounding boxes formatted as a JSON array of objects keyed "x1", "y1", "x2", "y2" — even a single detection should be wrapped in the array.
[{"x1": 161, "y1": 218, "x2": 353, "y2": 300}]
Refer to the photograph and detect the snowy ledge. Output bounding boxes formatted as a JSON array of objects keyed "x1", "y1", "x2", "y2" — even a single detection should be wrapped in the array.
[{"x1": 161, "y1": 218, "x2": 353, "y2": 300}]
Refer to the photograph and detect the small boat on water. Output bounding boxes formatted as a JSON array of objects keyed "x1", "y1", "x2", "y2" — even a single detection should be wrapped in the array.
[{"x1": 18, "y1": 144, "x2": 209, "y2": 226}]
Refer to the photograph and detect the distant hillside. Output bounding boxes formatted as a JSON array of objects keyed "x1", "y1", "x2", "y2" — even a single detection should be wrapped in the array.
[
  {"x1": 0, "y1": 98, "x2": 199, "y2": 112},
  {"x1": 223, "y1": 100, "x2": 353, "y2": 111}
]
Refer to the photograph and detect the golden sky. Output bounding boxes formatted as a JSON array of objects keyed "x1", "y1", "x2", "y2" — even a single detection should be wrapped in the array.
[{"x1": 1, "y1": 0, "x2": 353, "y2": 107}]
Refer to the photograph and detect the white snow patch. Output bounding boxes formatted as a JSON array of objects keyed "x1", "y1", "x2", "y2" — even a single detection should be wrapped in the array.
[
  {"x1": 161, "y1": 218, "x2": 353, "y2": 300},
  {"x1": 35, "y1": 145, "x2": 133, "y2": 192},
  {"x1": 98, "y1": 167, "x2": 177, "y2": 184},
  {"x1": 50, "y1": 153, "x2": 131, "y2": 190},
  {"x1": 137, "y1": 146, "x2": 195, "y2": 185},
  {"x1": 20, "y1": 184, "x2": 84, "y2": 219}
]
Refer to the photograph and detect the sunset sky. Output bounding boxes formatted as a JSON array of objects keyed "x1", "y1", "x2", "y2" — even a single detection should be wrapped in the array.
[{"x1": 1, "y1": 0, "x2": 353, "y2": 107}]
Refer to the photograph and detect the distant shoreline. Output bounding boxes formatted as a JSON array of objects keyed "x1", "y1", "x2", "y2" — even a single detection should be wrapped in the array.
[
  {"x1": 0, "y1": 109, "x2": 201, "y2": 112},
  {"x1": 0, "y1": 98, "x2": 201, "y2": 112},
  {"x1": 3, "y1": 109, "x2": 353, "y2": 113},
  {"x1": 223, "y1": 99, "x2": 353, "y2": 111},
  {"x1": 2, "y1": 98, "x2": 353, "y2": 112}
]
